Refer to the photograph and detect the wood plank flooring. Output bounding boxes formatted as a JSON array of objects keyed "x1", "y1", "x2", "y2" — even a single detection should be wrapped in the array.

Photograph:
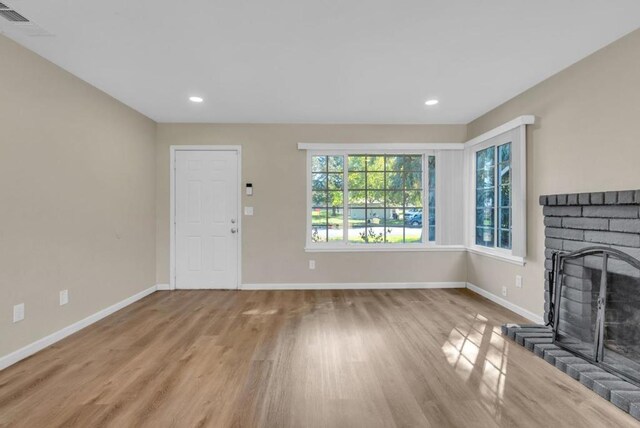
[{"x1": 0, "y1": 289, "x2": 637, "y2": 427}]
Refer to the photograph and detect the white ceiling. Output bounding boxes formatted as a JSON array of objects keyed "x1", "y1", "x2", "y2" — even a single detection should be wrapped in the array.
[{"x1": 2, "y1": 1, "x2": 640, "y2": 123}]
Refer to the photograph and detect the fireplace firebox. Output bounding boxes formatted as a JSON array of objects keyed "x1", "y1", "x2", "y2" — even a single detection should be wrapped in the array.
[{"x1": 549, "y1": 246, "x2": 640, "y2": 386}]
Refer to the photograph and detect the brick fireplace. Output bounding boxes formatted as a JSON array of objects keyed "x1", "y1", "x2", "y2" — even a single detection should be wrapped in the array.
[
  {"x1": 500, "y1": 190, "x2": 640, "y2": 418},
  {"x1": 540, "y1": 190, "x2": 640, "y2": 384},
  {"x1": 541, "y1": 190, "x2": 640, "y2": 322}
]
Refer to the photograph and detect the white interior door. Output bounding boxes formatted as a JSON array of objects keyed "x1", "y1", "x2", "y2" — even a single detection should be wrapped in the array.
[{"x1": 175, "y1": 150, "x2": 239, "y2": 289}]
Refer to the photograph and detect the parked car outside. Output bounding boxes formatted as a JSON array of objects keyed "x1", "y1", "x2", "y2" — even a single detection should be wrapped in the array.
[{"x1": 405, "y1": 212, "x2": 422, "y2": 226}]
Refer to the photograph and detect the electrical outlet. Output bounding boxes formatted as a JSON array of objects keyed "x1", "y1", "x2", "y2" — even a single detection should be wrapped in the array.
[
  {"x1": 13, "y1": 303, "x2": 24, "y2": 323},
  {"x1": 515, "y1": 275, "x2": 523, "y2": 288},
  {"x1": 501, "y1": 286, "x2": 508, "y2": 297},
  {"x1": 60, "y1": 290, "x2": 69, "y2": 306},
  {"x1": 244, "y1": 206, "x2": 254, "y2": 216},
  {"x1": 309, "y1": 260, "x2": 316, "y2": 270}
]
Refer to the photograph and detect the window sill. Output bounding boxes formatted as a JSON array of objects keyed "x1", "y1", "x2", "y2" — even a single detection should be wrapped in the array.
[
  {"x1": 304, "y1": 243, "x2": 526, "y2": 264},
  {"x1": 304, "y1": 244, "x2": 467, "y2": 253},
  {"x1": 466, "y1": 246, "x2": 525, "y2": 266}
]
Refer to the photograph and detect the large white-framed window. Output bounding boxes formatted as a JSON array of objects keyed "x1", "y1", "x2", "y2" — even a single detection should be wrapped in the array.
[
  {"x1": 465, "y1": 118, "x2": 530, "y2": 264},
  {"x1": 306, "y1": 150, "x2": 437, "y2": 251}
]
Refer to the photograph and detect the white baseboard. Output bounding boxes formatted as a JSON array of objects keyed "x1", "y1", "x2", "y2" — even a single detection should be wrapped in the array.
[
  {"x1": 240, "y1": 282, "x2": 467, "y2": 290},
  {"x1": 156, "y1": 283, "x2": 171, "y2": 291},
  {"x1": 465, "y1": 282, "x2": 543, "y2": 324},
  {"x1": 0, "y1": 285, "x2": 157, "y2": 372}
]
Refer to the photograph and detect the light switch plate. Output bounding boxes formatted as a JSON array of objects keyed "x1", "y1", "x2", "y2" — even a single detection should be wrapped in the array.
[
  {"x1": 13, "y1": 303, "x2": 24, "y2": 323},
  {"x1": 244, "y1": 206, "x2": 254, "y2": 216},
  {"x1": 309, "y1": 260, "x2": 316, "y2": 270},
  {"x1": 515, "y1": 275, "x2": 523, "y2": 288},
  {"x1": 60, "y1": 290, "x2": 69, "y2": 306}
]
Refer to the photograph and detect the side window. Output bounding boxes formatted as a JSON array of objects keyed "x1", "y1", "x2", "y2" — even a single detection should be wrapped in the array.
[{"x1": 475, "y1": 143, "x2": 511, "y2": 249}]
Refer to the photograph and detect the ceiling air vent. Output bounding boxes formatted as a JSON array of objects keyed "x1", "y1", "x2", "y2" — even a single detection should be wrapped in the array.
[
  {"x1": 0, "y1": 3, "x2": 51, "y2": 36},
  {"x1": 0, "y1": 9, "x2": 28, "y2": 22}
]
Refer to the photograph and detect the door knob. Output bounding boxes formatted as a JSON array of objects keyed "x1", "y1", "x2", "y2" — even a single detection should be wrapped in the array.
[
  {"x1": 231, "y1": 219, "x2": 236, "y2": 224},
  {"x1": 231, "y1": 228, "x2": 238, "y2": 234}
]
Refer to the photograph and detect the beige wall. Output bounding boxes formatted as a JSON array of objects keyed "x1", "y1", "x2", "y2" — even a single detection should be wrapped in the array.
[
  {"x1": 466, "y1": 29, "x2": 640, "y2": 318},
  {"x1": 0, "y1": 35, "x2": 157, "y2": 357},
  {"x1": 5, "y1": 24, "x2": 639, "y2": 360},
  {"x1": 156, "y1": 124, "x2": 468, "y2": 285}
]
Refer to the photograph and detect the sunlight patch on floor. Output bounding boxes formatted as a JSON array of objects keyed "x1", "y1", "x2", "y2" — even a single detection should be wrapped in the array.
[
  {"x1": 442, "y1": 316, "x2": 509, "y2": 413},
  {"x1": 242, "y1": 309, "x2": 279, "y2": 315}
]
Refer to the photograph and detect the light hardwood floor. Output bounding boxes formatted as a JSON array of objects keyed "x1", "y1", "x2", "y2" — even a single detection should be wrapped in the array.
[{"x1": 0, "y1": 289, "x2": 637, "y2": 427}]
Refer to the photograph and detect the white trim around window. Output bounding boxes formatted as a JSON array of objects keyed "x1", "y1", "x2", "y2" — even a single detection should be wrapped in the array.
[
  {"x1": 464, "y1": 116, "x2": 533, "y2": 265},
  {"x1": 464, "y1": 115, "x2": 535, "y2": 148},
  {"x1": 298, "y1": 143, "x2": 464, "y2": 151},
  {"x1": 299, "y1": 116, "x2": 533, "y2": 260}
]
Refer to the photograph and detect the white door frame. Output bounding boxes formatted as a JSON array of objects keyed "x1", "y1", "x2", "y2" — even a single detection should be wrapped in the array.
[{"x1": 170, "y1": 145, "x2": 242, "y2": 290}]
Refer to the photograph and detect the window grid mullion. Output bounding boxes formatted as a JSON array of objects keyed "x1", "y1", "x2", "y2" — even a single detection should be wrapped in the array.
[
  {"x1": 364, "y1": 155, "x2": 368, "y2": 243},
  {"x1": 493, "y1": 148, "x2": 498, "y2": 247},
  {"x1": 402, "y1": 162, "x2": 406, "y2": 243},
  {"x1": 325, "y1": 156, "x2": 329, "y2": 242},
  {"x1": 423, "y1": 154, "x2": 428, "y2": 243},
  {"x1": 383, "y1": 155, "x2": 387, "y2": 243},
  {"x1": 343, "y1": 154, "x2": 348, "y2": 244}
]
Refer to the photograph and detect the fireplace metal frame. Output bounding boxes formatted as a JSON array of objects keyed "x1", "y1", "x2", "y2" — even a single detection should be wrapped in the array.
[{"x1": 549, "y1": 246, "x2": 640, "y2": 386}]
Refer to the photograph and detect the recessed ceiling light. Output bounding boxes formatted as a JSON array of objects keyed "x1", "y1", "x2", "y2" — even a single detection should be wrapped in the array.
[
  {"x1": 189, "y1": 96, "x2": 204, "y2": 103},
  {"x1": 425, "y1": 99, "x2": 439, "y2": 106}
]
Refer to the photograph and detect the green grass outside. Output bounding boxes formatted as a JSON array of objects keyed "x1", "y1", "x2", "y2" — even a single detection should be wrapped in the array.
[{"x1": 312, "y1": 212, "x2": 411, "y2": 227}]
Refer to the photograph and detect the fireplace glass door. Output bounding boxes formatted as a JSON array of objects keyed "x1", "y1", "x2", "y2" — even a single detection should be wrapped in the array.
[
  {"x1": 601, "y1": 262, "x2": 640, "y2": 383},
  {"x1": 553, "y1": 254, "x2": 602, "y2": 360},
  {"x1": 552, "y1": 247, "x2": 640, "y2": 385}
]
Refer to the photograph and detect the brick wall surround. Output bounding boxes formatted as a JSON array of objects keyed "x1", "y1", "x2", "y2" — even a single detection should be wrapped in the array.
[{"x1": 540, "y1": 190, "x2": 640, "y2": 337}]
